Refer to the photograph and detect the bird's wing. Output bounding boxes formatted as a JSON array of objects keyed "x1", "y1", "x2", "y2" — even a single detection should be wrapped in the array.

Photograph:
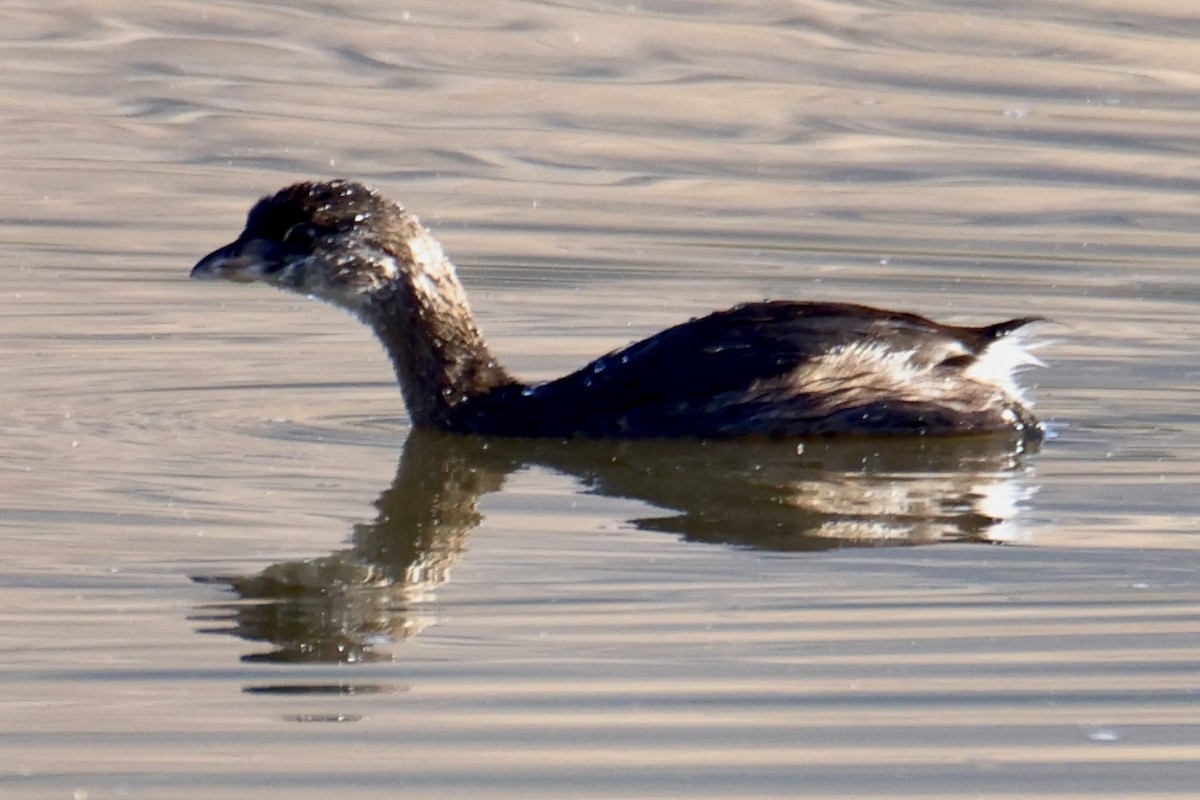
[{"x1": 529, "y1": 301, "x2": 1013, "y2": 436}]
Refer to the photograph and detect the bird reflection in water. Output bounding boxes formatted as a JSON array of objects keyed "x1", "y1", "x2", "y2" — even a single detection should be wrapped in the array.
[{"x1": 192, "y1": 430, "x2": 1038, "y2": 664}]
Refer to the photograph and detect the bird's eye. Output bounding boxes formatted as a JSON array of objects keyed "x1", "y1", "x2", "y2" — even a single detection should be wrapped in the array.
[{"x1": 281, "y1": 223, "x2": 318, "y2": 250}]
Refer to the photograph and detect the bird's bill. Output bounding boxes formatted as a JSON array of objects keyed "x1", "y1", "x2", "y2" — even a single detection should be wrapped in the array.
[{"x1": 190, "y1": 238, "x2": 280, "y2": 283}]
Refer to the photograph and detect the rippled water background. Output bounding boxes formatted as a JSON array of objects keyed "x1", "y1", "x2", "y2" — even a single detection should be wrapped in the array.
[{"x1": 4, "y1": 1, "x2": 1200, "y2": 797}]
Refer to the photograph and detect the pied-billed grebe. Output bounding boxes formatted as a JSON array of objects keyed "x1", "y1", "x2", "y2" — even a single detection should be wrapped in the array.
[{"x1": 191, "y1": 180, "x2": 1045, "y2": 438}]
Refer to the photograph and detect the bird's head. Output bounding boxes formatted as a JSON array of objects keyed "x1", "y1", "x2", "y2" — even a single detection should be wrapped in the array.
[{"x1": 191, "y1": 180, "x2": 424, "y2": 311}]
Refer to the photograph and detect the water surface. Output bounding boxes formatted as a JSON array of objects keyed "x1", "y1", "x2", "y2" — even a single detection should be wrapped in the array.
[{"x1": 2, "y1": 1, "x2": 1200, "y2": 797}]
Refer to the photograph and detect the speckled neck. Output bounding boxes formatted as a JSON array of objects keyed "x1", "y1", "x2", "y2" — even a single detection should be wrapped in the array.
[{"x1": 358, "y1": 229, "x2": 516, "y2": 430}]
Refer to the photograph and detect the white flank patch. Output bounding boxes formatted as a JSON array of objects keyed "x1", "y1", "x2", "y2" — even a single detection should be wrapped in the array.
[
  {"x1": 964, "y1": 328, "x2": 1046, "y2": 405},
  {"x1": 801, "y1": 341, "x2": 925, "y2": 386}
]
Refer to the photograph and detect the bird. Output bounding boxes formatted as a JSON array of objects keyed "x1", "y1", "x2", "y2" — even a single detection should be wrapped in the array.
[{"x1": 191, "y1": 180, "x2": 1045, "y2": 439}]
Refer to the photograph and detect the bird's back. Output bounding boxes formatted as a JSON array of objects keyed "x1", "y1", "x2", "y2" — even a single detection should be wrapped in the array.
[{"x1": 450, "y1": 301, "x2": 1043, "y2": 438}]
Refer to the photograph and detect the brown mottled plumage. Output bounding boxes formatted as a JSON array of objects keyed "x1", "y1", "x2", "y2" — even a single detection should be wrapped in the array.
[{"x1": 191, "y1": 180, "x2": 1045, "y2": 438}]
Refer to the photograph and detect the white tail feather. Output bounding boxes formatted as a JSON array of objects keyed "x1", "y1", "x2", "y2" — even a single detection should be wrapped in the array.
[{"x1": 964, "y1": 328, "x2": 1046, "y2": 405}]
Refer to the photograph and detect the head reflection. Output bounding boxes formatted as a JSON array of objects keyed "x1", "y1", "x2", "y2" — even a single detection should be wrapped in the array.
[{"x1": 193, "y1": 430, "x2": 1038, "y2": 663}]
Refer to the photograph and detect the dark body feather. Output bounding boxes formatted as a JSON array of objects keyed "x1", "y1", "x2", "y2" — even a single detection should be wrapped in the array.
[
  {"x1": 449, "y1": 301, "x2": 1041, "y2": 437},
  {"x1": 192, "y1": 180, "x2": 1044, "y2": 440}
]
